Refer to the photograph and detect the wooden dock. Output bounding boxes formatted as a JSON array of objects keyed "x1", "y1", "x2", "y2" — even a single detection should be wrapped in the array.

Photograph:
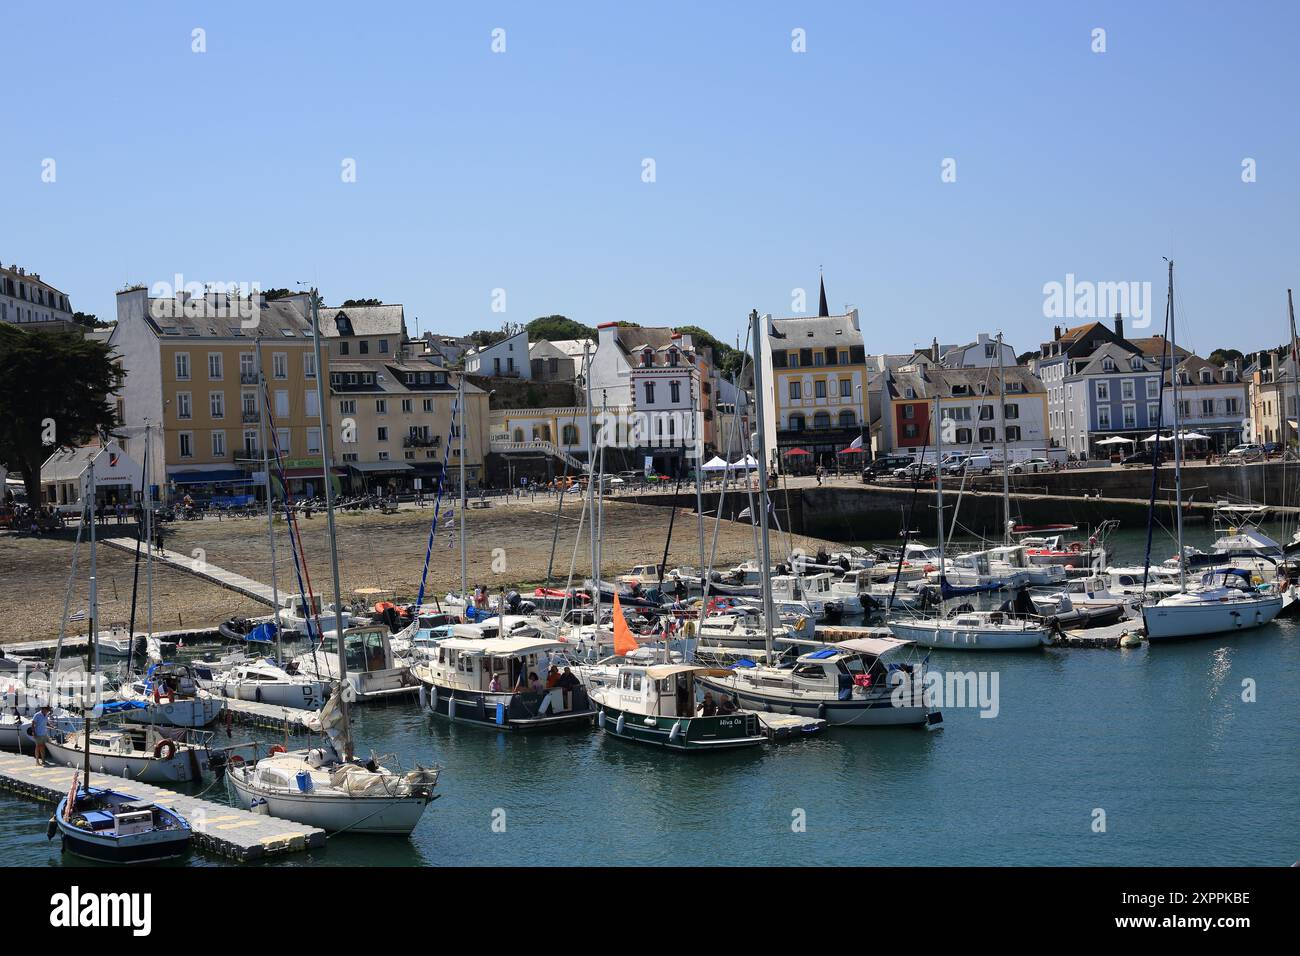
[
  {"x1": 0, "y1": 753, "x2": 325, "y2": 861},
  {"x1": 100, "y1": 539, "x2": 278, "y2": 608}
]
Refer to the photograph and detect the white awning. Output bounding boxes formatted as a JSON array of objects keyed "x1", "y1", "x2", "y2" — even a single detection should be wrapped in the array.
[{"x1": 834, "y1": 636, "x2": 913, "y2": 656}]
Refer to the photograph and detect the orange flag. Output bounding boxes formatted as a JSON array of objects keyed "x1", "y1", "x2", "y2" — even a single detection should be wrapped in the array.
[{"x1": 612, "y1": 590, "x2": 639, "y2": 657}]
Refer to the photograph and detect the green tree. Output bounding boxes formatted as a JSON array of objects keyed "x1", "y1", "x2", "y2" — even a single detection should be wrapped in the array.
[
  {"x1": 341, "y1": 298, "x2": 383, "y2": 307},
  {"x1": 261, "y1": 288, "x2": 295, "y2": 301},
  {"x1": 525, "y1": 315, "x2": 596, "y2": 341},
  {"x1": 1207, "y1": 347, "x2": 1244, "y2": 366},
  {"x1": 676, "y1": 324, "x2": 745, "y2": 377},
  {"x1": 0, "y1": 326, "x2": 125, "y2": 502},
  {"x1": 72, "y1": 311, "x2": 112, "y2": 329}
]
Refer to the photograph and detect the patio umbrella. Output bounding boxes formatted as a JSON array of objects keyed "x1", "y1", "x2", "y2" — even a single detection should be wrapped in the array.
[
  {"x1": 837, "y1": 446, "x2": 866, "y2": 455},
  {"x1": 1095, "y1": 436, "x2": 1135, "y2": 445},
  {"x1": 1178, "y1": 431, "x2": 1211, "y2": 441},
  {"x1": 784, "y1": 448, "x2": 811, "y2": 457},
  {"x1": 1142, "y1": 434, "x2": 1174, "y2": 443}
]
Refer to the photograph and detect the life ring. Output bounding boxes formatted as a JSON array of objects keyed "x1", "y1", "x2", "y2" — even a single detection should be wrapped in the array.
[
  {"x1": 227, "y1": 754, "x2": 245, "y2": 769},
  {"x1": 269, "y1": 744, "x2": 287, "y2": 755},
  {"x1": 153, "y1": 739, "x2": 177, "y2": 760}
]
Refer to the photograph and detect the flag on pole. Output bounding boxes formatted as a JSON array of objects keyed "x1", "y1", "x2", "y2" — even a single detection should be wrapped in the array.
[{"x1": 68, "y1": 609, "x2": 87, "y2": 623}]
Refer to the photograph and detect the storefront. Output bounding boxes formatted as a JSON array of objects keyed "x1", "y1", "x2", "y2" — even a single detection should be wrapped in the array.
[
  {"x1": 42, "y1": 442, "x2": 142, "y2": 511},
  {"x1": 166, "y1": 467, "x2": 256, "y2": 507},
  {"x1": 349, "y1": 460, "x2": 415, "y2": 495}
]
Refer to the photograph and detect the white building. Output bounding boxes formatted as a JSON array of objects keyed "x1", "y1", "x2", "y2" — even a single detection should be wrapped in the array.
[
  {"x1": 465, "y1": 329, "x2": 530, "y2": 379},
  {"x1": 40, "y1": 439, "x2": 142, "y2": 510},
  {"x1": 940, "y1": 332, "x2": 1018, "y2": 369},
  {"x1": 0, "y1": 261, "x2": 75, "y2": 328}
]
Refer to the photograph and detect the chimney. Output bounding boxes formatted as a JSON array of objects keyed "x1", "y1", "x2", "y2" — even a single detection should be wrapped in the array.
[
  {"x1": 1113, "y1": 313, "x2": 1124, "y2": 339},
  {"x1": 930, "y1": 337, "x2": 939, "y2": 362},
  {"x1": 1053, "y1": 325, "x2": 1061, "y2": 341}
]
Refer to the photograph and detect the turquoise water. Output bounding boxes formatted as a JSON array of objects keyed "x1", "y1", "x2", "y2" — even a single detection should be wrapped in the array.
[{"x1": 4, "y1": 525, "x2": 1298, "y2": 866}]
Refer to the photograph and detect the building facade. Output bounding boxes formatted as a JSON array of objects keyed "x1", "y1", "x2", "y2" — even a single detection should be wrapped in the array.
[
  {"x1": 1162, "y1": 356, "x2": 1248, "y2": 451},
  {"x1": 1, "y1": 261, "x2": 75, "y2": 328},
  {"x1": 465, "y1": 329, "x2": 529, "y2": 379}
]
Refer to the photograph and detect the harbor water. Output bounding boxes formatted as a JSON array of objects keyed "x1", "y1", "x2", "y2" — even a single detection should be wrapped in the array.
[{"x1": 2, "y1": 525, "x2": 1297, "y2": 866}]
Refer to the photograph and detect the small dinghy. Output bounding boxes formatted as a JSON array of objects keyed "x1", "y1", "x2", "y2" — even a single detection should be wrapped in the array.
[
  {"x1": 49, "y1": 776, "x2": 190, "y2": 864},
  {"x1": 219, "y1": 617, "x2": 277, "y2": 645}
]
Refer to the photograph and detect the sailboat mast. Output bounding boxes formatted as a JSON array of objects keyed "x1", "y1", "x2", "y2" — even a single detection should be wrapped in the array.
[
  {"x1": 934, "y1": 370, "x2": 945, "y2": 602},
  {"x1": 693, "y1": 372, "x2": 705, "y2": 575},
  {"x1": 256, "y1": 338, "x2": 283, "y2": 662},
  {"x1": 85, "y1": 455, "x2": 96, "y2": 791},
  {"x1": 998, "y1": 331, "x2": 1011, "y2": 545},
  {"x1": 143, "y1": 422, "x2": 153, "y2": 664},
  {"x1": 308, "y1": 288, "x2": 351, "y2": 738},
  {"x1": 1288, "y1": 290, "x2": 1299, "y2": 463},
  {"x1": 748, "y1": 309, "x2": 777, "y2": 660},
  {"x1": 458, "y1": 369, "x2": 467, "y2": 602},
  {"x1": 583, "y1": 342, "x2": 600, "y2": 623},
  {"x1": 1167, "y1": 260, "x2": 1186, "y2": 592}
]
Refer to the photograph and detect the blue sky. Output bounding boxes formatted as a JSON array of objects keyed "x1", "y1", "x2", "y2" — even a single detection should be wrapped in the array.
[{"x1": 5, "y1": 0, "x2": 1298, "y2": 358}]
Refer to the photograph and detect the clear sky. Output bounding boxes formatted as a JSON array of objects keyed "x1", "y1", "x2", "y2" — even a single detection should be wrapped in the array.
[{"x1": 5, "y1": 0, "x2": 1298, "y2": 358}]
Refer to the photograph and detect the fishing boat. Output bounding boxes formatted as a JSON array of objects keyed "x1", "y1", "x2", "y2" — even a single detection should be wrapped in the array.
[
  {"x1": 1139, "y1": 263, "x2": 1284, "y2": 641},
  {"x1": 697, "y1": 633, "x2": 943, "y2": 728},
  {"x1": 227, "y1": 689, "x2": 439, "y2": 835},
  {"x1": 50, "y1": 778, "x2": 190, "y2": 864},
  {"x1": 412, "y1": 635, "x2": 596, "y2": 730},
  {"x1": 589, "y1": 663, "x2": 767, "y2": 751}
]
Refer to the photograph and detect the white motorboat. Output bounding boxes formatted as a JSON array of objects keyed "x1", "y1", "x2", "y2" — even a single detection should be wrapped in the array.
[
  {"x1": 291, "y1": 624, "x2": 417, "y2": 702},
  {"x1": 277, "y1": 594, "x2": 351, "y2": 639},
  {"x1": 696, "y1": 605, "x2": 796, "y2": 649},
  {"x1": 1142, "y1": 568, "x2": 1283, "y2": 641},
  {"x1": 697, "y1": 632, "x2": 943, "y2": 728},
  {"x1": 0, "y1": 709, "x2": 81, "y2": 752},
  {"x1": 213, "y1": 658, "x2": 327, "y2": 710},
  {"x1": 987, "y1": 545, "x2": 1067, "y2": 586}
]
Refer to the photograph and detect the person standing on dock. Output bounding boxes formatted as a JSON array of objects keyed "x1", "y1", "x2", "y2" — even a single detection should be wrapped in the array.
[{"x1": 31, "y1": 705, "x2": 50, "y2": 766}]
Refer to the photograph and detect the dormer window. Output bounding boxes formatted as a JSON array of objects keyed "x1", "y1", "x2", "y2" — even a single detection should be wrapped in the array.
[
  {"x1": 1131, "y1": 357, "x2": 1142, "y2": 370},
  {"x1": 668, "y1": 348, "x2": 679, "y2": 367},
  {"x1": 641, "y1": 348, "x2": 653, "y2": 367},
  {"x1": 335, "y1": 313, "x2": 353, "y2": 336},
  {"x1": 1103, "y1": 358, "x2": 1116, "y2": 372},
  {"x1": 1200, "y1": 369, "x2": 1213, "y2": 384}
]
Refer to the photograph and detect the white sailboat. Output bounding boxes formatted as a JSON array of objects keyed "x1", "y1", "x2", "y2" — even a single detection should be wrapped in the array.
[
  {"x1": 889, "y1": 332, "x2": 1052, "y2": 651},
  {"x1": 1141, "y1": 263, "x2": 1282, "y2": 640},
  {"x1": 224, "y1": 287, "x2": 439, "y2": 836}
]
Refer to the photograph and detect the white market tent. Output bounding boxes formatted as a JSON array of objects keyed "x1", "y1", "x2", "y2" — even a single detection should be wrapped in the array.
[
  {"x1": 701, "y1": 456, "x2": 731, "y2": 472},
  {"x1": 1096, "y1": 436, "x2": 1135, "y2": 446},
  {"x1": 730, "y1": 455, "x2": 759, "y2": 470}
]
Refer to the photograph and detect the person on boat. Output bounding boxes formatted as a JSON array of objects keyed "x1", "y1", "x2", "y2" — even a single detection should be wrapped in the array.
[
  {"x1": 31, "y1": 705, "x2": 50, "y2": 766},
  {"x1": 557, "y1": 667, "x2": 580, "y2": 691},
  {"x1": 545, "y1": 666, "x2": 561, "y2": 689},
  {"x1": 527, "y1": 672, "x2": 543, "y2": 693},
  {"x1": 488, "y1": 672, "x2": 502, "y2": 692},
  {"x1": 701, "y1": 693, "x2": 718, "y2": 717},
  {"x1": 717, "y1": 696, "x2": 738, "y2": 716}
]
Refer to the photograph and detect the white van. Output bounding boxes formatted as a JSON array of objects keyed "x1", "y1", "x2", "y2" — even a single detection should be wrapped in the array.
[{"x1": 943, "y1": 454, "x2": 992, "y2": 476}]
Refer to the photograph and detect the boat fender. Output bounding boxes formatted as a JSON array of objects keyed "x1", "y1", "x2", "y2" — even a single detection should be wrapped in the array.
[
  {"x1": 251, "y1": 798, "x2": 270, "y2": 815},
  {"x1": 615, "y1": 713, "x2": 626, "y2": 735},
  {"x1": 448, "y1": 696, "x2": 456, "y2": 720},
  {"x1": 418, "y1": 685, "x2": 427, "y2": 710},
  {"x1": 255, "y1": 685, "x2": 263, "y2": 704},
  {"x1": 46, "y1": 817, "x2": 57, "y2": 841},
  {"x1": 597, "y1": 709, "x2": 606, "y2": 729},
  {"x1": 817, "y1": 702, "x2": 827, "y2": 719},
  {"x1": 153, "y1": 738, "x2": 177, "y2": 761},
  {"x1": 225, "y1": 708, "x2": 234, "y2": 738},
  {"x1": 495, "y1": 701, "x2": 506, "y2": 725},
  {"x1": 270, "y1": 744, "x2": 287, "y2": 755},
  {"x1": 669, "y1": 721, "x2": 683, "y2": 743}
]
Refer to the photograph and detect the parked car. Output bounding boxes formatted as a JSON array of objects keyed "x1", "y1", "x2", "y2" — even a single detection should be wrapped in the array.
[
  {"x1": 1008, "y1": 457, "x2": 1050, "y2": 475},
  {"x1": 894, "y1": 461, "x2": 936, "y2": 481},
  {"x1": 1121, "y1": 450, "x2": 1165, "y2": 467},
  {"x1": 862, "y1": 455, "x2": 914, "y2": 481},
  {"x1": 1263, "y1": 442, "x2": 1283, "y2": 457},
  {"x1": 1228, "y1": 443, "x2": 1265, "y2": 462}
]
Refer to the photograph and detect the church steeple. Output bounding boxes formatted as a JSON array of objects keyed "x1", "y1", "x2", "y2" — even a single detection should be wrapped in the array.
[{"x1": 817, "y1": 271, "x2": 829, "y2": 317}]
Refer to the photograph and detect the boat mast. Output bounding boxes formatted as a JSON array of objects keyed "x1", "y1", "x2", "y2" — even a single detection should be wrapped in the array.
[
  {"x1": 1288, "y1": 288, "x2": 1299, "y2": 468},
  {"x1": 144, "y1": 422, "x2": 153, "y2": 658},
  {"x1": 308, "y1": 287, "x2": 352, "y2": 751},
  {"x1": 255, "y1": 338, "x2": 283, "y2": 663},
  {"x1": 749, "y1": 309, "x2": 777, "y2": 661},
  {"x1": 85, "y1": 455, "x2": 96, "y2": 791},
  {"x1": 1167, "y1": 260, "x2": 1186, "y2": 592},
  {"x1": 692, "y1": 369, "x2": 705, "y2": 576},
  {"x1": 458, "y1": 368, "x2": 467, "y2": 603},
  {"x1": 997, "y1": 331, "x2": 1011, "y2": 546},
  {"x1": 583, "y1": 342, "x2": 600, "y2": 624},
  {"x1": 934, "y1": 368, "x2": 946, "y2": 610}
]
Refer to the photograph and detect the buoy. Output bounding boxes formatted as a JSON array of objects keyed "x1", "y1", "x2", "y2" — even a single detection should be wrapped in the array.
[{"x1": 615, "y1": 713, "x2": 626, "y2": 735}]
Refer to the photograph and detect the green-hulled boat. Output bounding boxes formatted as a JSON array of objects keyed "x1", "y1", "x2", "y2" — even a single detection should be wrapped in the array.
[{"x1": 589, "y1": 664, "x2": 766, "y2": 751}]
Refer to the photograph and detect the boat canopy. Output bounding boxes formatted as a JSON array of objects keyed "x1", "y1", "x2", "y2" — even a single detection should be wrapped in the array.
[
  {"x1": 437, "y1": 635, "x2": 569, "y2": 656},
  {"x1": 644, "y1": 663, "x2": 731, "y2": 680},
  {"x1": 832, "y1": 635, "x2": 913, "y2": 657}
]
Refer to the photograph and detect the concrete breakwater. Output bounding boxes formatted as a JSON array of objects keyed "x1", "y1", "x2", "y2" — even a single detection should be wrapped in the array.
[{"x1": 623, "y1": 470, "x2": 1300, "y2": 541}]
